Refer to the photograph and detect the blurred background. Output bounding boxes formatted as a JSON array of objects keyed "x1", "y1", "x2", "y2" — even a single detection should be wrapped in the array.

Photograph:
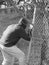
[{"x1": 0, "y1": 0, "x2": 49, "y2": 65}]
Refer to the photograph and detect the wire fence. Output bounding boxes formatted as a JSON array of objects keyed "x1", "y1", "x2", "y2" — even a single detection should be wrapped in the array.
[{"x1": 0, "y1": 1, "x2": 49, "y2": 65}]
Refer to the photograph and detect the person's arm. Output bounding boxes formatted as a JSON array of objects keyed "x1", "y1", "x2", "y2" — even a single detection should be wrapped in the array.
[{"x1": 20, "y1": 27, "x2": 32, "y2": 41}]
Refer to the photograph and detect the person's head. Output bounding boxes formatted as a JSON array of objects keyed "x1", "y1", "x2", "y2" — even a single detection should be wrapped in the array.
[{"x1": 19, "y1": 17, "x2": 30, "y2": 29}]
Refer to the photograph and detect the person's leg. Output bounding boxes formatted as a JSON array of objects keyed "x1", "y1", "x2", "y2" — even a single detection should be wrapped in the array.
[
  {"x1": 1, "y1": 50, "x2": 15, "y2": 65},
  {"x1": 18, "y1": 50, "x2": 26, "y2": 65},
  {"x1": 3, "y1": 46, "x2": 26, "y2": 65}
]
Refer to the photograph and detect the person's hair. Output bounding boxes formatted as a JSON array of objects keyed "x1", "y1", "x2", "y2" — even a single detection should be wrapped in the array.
[{"x1": 19, "y1": 18, "x2": 29, "y2": 29}]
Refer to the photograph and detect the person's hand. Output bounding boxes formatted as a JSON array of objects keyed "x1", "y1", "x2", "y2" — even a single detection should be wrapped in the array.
[
  {"x1": 29, "y1": 24, "x2": 33, "y2": 30},
  {"x1": 28, "y1": 26, "x2": 33, "y2": 38}
]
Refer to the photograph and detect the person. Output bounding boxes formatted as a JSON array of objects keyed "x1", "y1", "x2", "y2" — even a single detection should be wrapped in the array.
[{"x1": 0, "y1": 17, "x2": 33, "y2": 65}]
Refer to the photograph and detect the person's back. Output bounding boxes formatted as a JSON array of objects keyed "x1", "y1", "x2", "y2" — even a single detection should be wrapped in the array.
[
  {"x1": 1, "y1": 24, "x2": 18, "y2": 43},
  {"x1": 1, "y1": 18, "x2": 32, "y2": 47}
]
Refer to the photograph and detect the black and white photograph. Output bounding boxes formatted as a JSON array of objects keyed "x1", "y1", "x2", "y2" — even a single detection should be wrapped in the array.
[{"x1": 0, "y1": 0, "x2": 49, "y2": 65}]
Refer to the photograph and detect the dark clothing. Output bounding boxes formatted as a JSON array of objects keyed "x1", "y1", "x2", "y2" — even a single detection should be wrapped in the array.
[{"x1": 4, "y1": 24, "x2": 31, "y2": 47}]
